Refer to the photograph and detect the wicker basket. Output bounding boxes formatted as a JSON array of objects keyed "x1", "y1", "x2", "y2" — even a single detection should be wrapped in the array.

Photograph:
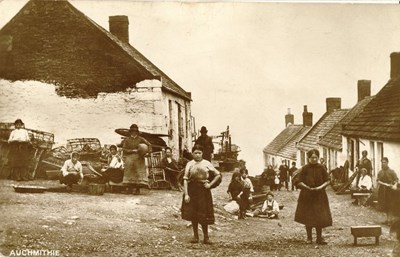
[{"x1": 88, "y1": 183, "x2": 105, "y2": 195}]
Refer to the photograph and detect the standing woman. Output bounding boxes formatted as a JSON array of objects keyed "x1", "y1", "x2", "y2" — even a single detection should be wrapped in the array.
[
  {"x1": 122, "y1": 124, "x2": 152, "y2": 195},
  {"x1": 181, "y1": 144, "x2": 221, "y2": 244},
  {"x1": 294, "y1": 149, "x2": 332, "y2": 245},
  {"x1": 377, "y1": 157, "x2": 398, "y2": 225},
  {"x1": 8, "y1": 119, "x2": 31, "y2": 181}
]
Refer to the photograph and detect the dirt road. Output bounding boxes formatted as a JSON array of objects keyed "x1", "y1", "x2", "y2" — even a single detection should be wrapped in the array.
[{"x1": 0, "y1": 174, "x2": 396, "y2": 257}]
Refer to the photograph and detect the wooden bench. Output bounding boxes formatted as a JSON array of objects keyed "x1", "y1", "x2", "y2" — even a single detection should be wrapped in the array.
[{"x1": 351, "y1": 225, "x2": 381, "y2": 245}]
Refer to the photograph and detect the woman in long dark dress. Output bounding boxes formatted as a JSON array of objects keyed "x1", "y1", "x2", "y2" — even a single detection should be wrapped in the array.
[
  {"x1": 122, "y1": 124, "x2": 152, "y2": 195},
  {"x1": 377, "y1": 157, "x2": 398, "y2": 224},
  {"x1": 294, "y1": 149, "x2": 332, "y2": 245},
  {"x1": 181, "y1": 144, "x2": 221, "y2": 244},
  {"x1": 8, "y1": 119, "x2": 31, "y2": 181}
]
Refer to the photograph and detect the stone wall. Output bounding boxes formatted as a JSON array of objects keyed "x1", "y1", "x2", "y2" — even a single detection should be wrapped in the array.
[{"x1": 0, "y1": 79, "x2": 165, "y2": 147}]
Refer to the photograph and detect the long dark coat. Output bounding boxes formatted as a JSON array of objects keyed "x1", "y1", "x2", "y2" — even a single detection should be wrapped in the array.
[{"x1": 294, "y1": 163, "x2": 332, "y2": 228}]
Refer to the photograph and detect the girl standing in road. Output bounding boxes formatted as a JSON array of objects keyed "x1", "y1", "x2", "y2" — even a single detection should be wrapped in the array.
[
  {"x1": 294, "y1": 149, "x2": 332, "y2": 245},
  {"x1": 181, "y1": 144, "x2": 221, "y2": 244}
]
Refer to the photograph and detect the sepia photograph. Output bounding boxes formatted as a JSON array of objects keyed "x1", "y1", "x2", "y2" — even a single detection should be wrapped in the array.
[{"x1": 0, "y1": 0, "x2": 400, "y2": 256}]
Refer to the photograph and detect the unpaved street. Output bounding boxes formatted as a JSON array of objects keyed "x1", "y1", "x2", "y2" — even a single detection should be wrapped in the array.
[{"x1": 0, "y1": 173, "x2": 396, "y2": 257}]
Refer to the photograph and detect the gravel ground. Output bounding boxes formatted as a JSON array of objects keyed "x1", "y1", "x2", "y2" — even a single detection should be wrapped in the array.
[{"x1": 0, "y1": 173, "x2": 396, "y2": 257}]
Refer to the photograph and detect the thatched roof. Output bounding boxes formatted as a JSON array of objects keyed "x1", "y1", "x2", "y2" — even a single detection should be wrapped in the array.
[{"x1": 0, "y1": 0, "x2": 191, "y2": 100}]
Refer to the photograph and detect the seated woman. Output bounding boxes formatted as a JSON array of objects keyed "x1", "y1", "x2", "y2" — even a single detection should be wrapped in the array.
[
  {"x1": 60, "y1": 152, "x2": 83, "y2": 190},
  {"x1": 252, "y1": 191, "x2": 280, "y2": 219},
  {"x1": 227, "y1": 169, "x2": 245, "y2": 219},
  {"x1": 353, "y1": 168, "x2": 373, "y2": 205},
  {"x1": 160, "y1": 147, "x2": 182, "y2": 191},
  {"x1": 101, "y1": 145, "x2": 124, "y2": 183}
]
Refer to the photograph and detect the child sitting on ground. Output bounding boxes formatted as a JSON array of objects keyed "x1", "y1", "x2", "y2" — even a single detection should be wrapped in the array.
[{"x1": 252, "y1": 191, "x2": 280, "y2": 219}]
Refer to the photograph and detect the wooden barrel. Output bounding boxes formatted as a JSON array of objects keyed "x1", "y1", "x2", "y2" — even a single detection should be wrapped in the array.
[{"x1": 88, "y1": 183, "x2": 105, "y2": 195}]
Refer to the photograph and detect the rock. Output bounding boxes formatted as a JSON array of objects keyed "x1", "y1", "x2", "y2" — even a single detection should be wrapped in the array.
[{"x1": 70, "y1": 216, "x2": 79, "y2": 220}]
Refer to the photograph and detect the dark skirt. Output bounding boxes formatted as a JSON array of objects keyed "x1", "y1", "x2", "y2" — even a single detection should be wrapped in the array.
[
  {"x1": 181, "y1": 181, "x2": 215, "y2": 225},
  {"x1": 8, "y1": 142, "x2": 31, "y2": 168},
  {"x1": 294, "y1": 189, "x2": 332, "y2": 228},
  {"x1": 103, "y1": 168, "x2": 124, "y2": 183},
  {"x1": 378, "y1": 185, "x2": 398, "y2": 213}
]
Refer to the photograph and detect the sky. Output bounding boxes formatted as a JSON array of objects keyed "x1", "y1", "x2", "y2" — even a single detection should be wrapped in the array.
[{"x1": 0, "y1": 0, "x2": 400, "y2": 174}]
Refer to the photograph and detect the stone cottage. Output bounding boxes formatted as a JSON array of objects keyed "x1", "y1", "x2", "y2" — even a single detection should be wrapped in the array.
[
  {"x1": 342, "y1": 52, "x2": 400, "y2": 180},
  {"x1": 263, "y1": 106, "x2": 312, "y2": 168},
  {"x1": 0, "y1": 0, "x2": 193, "y2": 158}
]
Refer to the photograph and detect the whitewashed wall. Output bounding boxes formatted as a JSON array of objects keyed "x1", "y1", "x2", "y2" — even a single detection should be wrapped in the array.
[{"x1": 0, "y1": 79, "x2": 192, "y2": 158}]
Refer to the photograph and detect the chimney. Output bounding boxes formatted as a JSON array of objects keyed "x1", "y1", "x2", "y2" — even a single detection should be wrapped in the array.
[
  {"x1": 390, "y1": 52, "x2": 400, "y2": 79},
  {"x1": 109, "y1": 15, "x2": 129, "y2": 44},
  {"x1": 302, "y1": 105, "x2": 313, "y2": 127},
  {"x1": 326, "y1": 97, "x2": 341, "y2": 113},
  {"x1": 285, "y1": 108, "x2": 294, "y2": 127},
  {"x1": 357, "y1": 80, "x2": 371, "y2": 102}
]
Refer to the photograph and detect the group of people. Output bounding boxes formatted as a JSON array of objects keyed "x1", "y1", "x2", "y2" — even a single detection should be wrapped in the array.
[
  {"x1": 261, "y1": 161, "x2": 298, "y2": 191},
  {"x1": 7, "y1": 120, "x2": 399, "y2": 247}
]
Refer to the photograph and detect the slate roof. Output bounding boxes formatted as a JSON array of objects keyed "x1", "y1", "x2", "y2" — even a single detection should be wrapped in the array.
[
  {"x1": 263, "y1": 125, "x2": 307, "y2": 156},
  {"x1": 342, "y1": 77, "x2": 400, "y2": 141},
  {"x1": 319, "y1": 96, "x2": 375, "y2": 150},
  {"x1": 0, "y1": 0, "x2": 191, "y2": 100},
  {"x1": 277, "y1": 126, "x2": 311, "y2": 160},
  {"x1": 297, "y1": 109, "x2": 350, "y2": 152}
]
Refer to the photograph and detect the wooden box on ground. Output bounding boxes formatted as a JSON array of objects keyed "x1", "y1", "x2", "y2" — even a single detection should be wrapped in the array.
[{"x1": 351, "y1": 225, "x2": 382, "y2": 245}]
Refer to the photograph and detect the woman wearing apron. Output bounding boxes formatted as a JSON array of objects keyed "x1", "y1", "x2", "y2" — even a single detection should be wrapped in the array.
[{"x1": 122, "y1": 124, "x2": 152, "y2": 195}]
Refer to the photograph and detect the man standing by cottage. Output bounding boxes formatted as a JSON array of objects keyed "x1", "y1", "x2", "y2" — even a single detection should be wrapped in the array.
[
  {"x1": 195, "y1": 126, "x2": 214, "y2": 162},
  {"x1": 357, "y1": 150, "x2": 373, "y2": 176},
  {"x1": 279, "y1": 160, "x2": 289, "y2": 191}
]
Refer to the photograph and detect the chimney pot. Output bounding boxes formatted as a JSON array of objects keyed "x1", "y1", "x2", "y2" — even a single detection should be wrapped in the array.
[
  {"x1": 285, "y1": 108, "x2": 294, "y2": 127},
  {"x1": 326, "y1": 97, "x2": 341, "y2": 113},
  {"x1": 357, "y1": 80, "x2": 371, "y2": 102},
  {"x1": 109, "y1": 15, "x2": 129, "y2": 44},
  {"x1": 390, "y1": 52, "x2": 400, "y2": 79}
]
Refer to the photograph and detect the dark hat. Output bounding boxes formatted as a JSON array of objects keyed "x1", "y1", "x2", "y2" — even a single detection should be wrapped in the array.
[
  {"x1": 14, "y1": 119, "x2": 24, "y2": 125},
  {"x1": 129, "y1": 124, "x2": 139, "y2": 132},
  {"x1": 200, "y1": 126, "x2": 208, "y2": 133}
]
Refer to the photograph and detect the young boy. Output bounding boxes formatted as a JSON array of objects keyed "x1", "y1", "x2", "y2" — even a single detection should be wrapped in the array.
[
  {"x1": 60, "y1": 152, "x2": 83, "y2": 190},
  {"x1": 261, "y1": 191, "x2": 280, "y2": 219},
  {"x1": 252, "y1": 191, "x2": 280, "y2": 219}
]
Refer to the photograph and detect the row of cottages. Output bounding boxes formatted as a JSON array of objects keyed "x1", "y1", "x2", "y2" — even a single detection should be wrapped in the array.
[
  {"x1": 0, "y1": 0, "x2": 194, "y2": 159},
  {"x1": 263, "y1": 106, "x2": 313, "y2": 168},
  {"x1": 264, "y1": 52, "x2": 400, "y2": 182},
  {"x1": 341, "y1": 52, "x2": 400, "y2": 179},
  {"x1": 296, "y1": 98, "x2": 349, "y2": 168},
  {"x1": 318, "y1": 80, "x2": 375, "y2": 173}
]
